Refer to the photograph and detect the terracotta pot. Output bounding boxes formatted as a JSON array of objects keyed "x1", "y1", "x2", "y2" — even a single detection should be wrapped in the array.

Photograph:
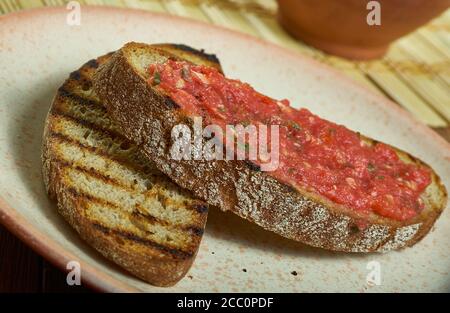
[{"x1": 277, "y1": 0, "x2": 450, "y2": 60}]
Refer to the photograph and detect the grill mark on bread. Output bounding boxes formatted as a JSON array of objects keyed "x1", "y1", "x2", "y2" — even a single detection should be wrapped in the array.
[
  {"x1": 85, "y1": 59, "x2": 99, "y2": 69},
  {"x1": 164, "y1": 97, "x2": 180, "y2": 109},
  {"x1": 133, "y1": 211, "x2": 204, "y2": 237},
  {"x1": 185, "y1": 226, "x2": 204, "y2": 236},
  {"x1": 49, "y1": 132, "x2": 149, "y2": 175},
  {"x1": 245, "y1": 160, "x2": 261, "y2": 172},
  {"x1": 50, "y1": 110, "x2": 128, "y2": 141},
  {"x1": 69, "y1": 70, "x2": 82, "y2": 80},
  {"x1": 132, "y1": 210, "x2": 159, "y2": 224},
  {"x1": 167, "y1": 44, "x2": 220, "y2": 65},
  {"x1": 57, "y1": 87, "x2": 104, "y2": 110},
  {"x1": 192, "y1": 203, "x2": 208, "y2": 214},
  {"x1": 64, "y1": 186, "x2": 201, "y2": 238},
  {"x1": 91, "y1": 222, "x2": 194, "y2": 259},
  {"x1": 56, "y1": 159, "x2": 127, "y2": 190},
  {"x1": 65, "y1": 186, "x2": 122, "y2": 211},
  {"x1": 53, "y1": 96, "x2": 118, "y2": 134},
  {"x1": 67, "y1": 61, "x2": 98, "y2": 83},
  {"x1": 118, "y1": 231, "x2": 194, "y2": 259}
]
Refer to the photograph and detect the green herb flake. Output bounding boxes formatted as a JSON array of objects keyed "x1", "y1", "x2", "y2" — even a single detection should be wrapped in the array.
[
  {"x1": 367, "y1": 163, "x2": 376, "y2": 172},
  {"x1": 377, "y1": 175, "x2": 385, "y2": 180},
  {"x1": 181, "y1": 67, "x2": 190, "y2": 80},
  {"x1": 290, "y1": 121, "x2": 301, "y2": 131},
  {"x1": 152, "y1": 72, "x2": 161, "y2": 86}
]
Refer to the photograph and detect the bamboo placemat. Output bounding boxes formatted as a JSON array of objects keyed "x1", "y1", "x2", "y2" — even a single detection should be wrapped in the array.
[{"x1": 1, "y1": 0, "x2": 449, "y2": 136}]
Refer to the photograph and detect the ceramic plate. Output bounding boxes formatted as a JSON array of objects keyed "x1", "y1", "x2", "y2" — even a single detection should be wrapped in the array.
[{"x1": 0, "y1": 6, "x2": 449, "y2": 292}]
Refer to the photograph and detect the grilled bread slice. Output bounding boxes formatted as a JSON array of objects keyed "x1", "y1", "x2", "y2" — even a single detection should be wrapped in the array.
[
  {"x1": 93, "y1": 42, "x2": 447, "y2": 253},
  {"x1": 42, "y1": 44, "x2": 221, "y2": 286}
]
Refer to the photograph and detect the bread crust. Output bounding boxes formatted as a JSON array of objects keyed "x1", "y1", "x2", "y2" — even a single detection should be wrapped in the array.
[
  {"x1": 94, "y1": 42, "x2": 447, "y2": 252},
  {"x1": 42, "y1": 46, "x2": 213, "y2": 286}
]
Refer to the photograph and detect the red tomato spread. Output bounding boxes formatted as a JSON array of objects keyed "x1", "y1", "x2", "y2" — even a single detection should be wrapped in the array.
[{"x1": 148, "y1": 60, "x2": 431, "y2": 221}]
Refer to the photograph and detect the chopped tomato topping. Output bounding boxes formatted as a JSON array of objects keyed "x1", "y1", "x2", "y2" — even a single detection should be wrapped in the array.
[{"x1": 148, "y1": 60, "x2": 431, "y2": 221}]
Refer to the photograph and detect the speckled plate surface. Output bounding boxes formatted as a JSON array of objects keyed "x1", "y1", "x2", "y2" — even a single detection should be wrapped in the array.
[{"x1": 0, "y1": 6, "x2": 449, "y2": 292}]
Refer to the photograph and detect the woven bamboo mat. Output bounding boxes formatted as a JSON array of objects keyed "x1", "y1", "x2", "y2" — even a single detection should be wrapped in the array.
[{"x1": 1, "y1": 0, "x2": 449, "y2": 138}]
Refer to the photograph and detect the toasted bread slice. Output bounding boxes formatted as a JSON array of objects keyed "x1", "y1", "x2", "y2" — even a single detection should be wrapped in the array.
[
  {"x1": 42, "y1": 44, "x2": 221, "y2": 286},
  {"x1": 93, "y1": 42, "x2": 447, "y2": 253}
]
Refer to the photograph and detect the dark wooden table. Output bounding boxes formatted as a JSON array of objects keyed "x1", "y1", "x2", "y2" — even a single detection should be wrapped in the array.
[
  {"x1": 1, "y1": 127, "x2": 449, "y2": 292},
  {"x1": 0, "y1": 226, "x2": 90, "y2": 293}
]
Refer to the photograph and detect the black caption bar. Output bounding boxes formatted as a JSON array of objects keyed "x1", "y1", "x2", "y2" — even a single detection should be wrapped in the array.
[{"x1": 0, "y1": 293, "x2": 439, "y2": 312}]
